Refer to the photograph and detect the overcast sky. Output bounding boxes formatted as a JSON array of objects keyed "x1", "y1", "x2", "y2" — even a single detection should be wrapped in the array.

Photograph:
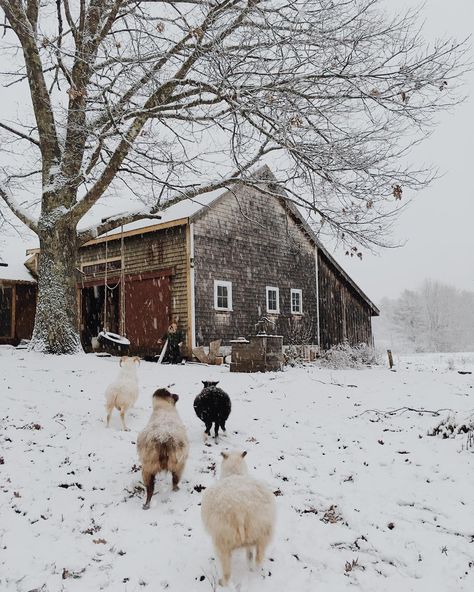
[{"x1": 339, "y1": 0, "x2": 474, "y2": 302}]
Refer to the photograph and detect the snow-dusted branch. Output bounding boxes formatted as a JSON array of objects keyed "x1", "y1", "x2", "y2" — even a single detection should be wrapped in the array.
[
  {"x1": 77, "y1": 141, "x2": 275, "y2": 244},
  {"x1": 0, "y1": 122, "x2": 40, "y2": 148},
  {"x1": 0, "y1": 183, "x2": 38, "y2": 234}
]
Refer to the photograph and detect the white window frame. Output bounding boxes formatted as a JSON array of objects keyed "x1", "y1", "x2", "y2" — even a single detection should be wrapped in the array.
[
  {"x1": 214, "y1": 280, "x2": 233, "y2": 311},
  {"x1": 291, "y1": 289, "x2": 303, "y2": 314},
  {"x1": 266, "y1": 286, "x2": 280, "y2": 314}
]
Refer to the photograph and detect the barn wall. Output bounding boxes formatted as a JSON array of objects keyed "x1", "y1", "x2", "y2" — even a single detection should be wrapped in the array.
[
  {"x1": 15, "y1": 284, "x2": 37, "y2": 341},
  {"x1": 0, "y1": 282, "x2": 36, "y2": 345},
  {"x1": 78, "y1": 224, "x2": 189, "y2": 353},
  {"x1": 317, "y1": 251, "x2": 373, "y2": 350},
  {"x1": 0, "y1": 283, "x2": 14, "y2": 343},
  {"x1": 192, "y1": 187, "x2": 318, "y2": 346}
]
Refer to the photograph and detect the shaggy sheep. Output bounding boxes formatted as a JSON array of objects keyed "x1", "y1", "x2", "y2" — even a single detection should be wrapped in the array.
[
  {"x1": 201, "y1": 451, "x2": 276, "y2": 586},
  {"x1": 137, "y1": 388, "x2": 189, "y2": 509},
  {"x1": 105, "y1": 356, "x2": 140, "y2": 431},
  {"x1": 193, "y1": 380, "x2": 231, "y2": 439}
]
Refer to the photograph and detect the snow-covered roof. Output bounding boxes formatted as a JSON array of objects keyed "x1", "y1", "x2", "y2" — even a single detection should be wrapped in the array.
[
  {"x1": 96, "y1": 188, "x2": 227, "y2": 239},
  {"x1": 0, "y1": 234, "x2": 36, "y2": 283}
]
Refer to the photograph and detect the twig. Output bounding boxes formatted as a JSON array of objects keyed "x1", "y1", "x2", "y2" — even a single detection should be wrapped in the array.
[
  {"x1": 309, "y1": 377, "x2": 358, "y2": 388},
  {"x1": 352, "y1": 407, "x2": 453, "y2": 419}
]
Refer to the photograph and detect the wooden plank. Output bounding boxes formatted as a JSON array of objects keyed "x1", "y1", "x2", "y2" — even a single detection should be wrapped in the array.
[
  {"x1": 192, "y1": 346, "x2": 210, "y2": 364},
  {"x1": 157, "y1": 340, "x2": 168, "y2": 363},
  {"x1": 209, "y1": 339, "x2": 221, "y2": 363}
]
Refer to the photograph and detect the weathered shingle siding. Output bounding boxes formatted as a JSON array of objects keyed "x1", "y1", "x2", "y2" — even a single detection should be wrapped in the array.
[
  {"x1": 193, "y1": 187, "x2": 318, "y2": 346},
  {"x1": 79, "y1": 225, "x2": 189, "y2": 344},
  {"x1": 318, "y1": 251, "x2": 373, "y2": 349}
]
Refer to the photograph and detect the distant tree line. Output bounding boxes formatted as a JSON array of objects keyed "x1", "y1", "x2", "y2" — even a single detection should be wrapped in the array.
[{"x1": 376, "y1": 280, "x2": 474, "y2": 353}]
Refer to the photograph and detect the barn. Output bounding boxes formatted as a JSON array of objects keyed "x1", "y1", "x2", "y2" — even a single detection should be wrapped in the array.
[
  {"x1": 12, "y1": 166, "x2": 379, "y2": 356},
  {"x1": 75, "y1": 167, "x2": 379, "y2": 356}
]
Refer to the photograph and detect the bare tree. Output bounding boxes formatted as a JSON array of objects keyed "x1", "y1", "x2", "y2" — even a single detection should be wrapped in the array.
[
  {"x1": 0, "y1": 0, "x2": 468, "y2": 353},
  {"x1": 380, "y1": 280, "x2": 474, "y2": 353}
]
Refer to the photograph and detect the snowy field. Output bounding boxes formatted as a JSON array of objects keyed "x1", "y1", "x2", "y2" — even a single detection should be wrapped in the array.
[{"x1": 1, "y1": 348, "x2": 474, "y2": 592}]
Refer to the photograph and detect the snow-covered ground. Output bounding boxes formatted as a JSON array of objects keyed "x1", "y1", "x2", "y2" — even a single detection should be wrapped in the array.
[{"x1": 1, "y1": 348, "x2": 474, "y2": 592}]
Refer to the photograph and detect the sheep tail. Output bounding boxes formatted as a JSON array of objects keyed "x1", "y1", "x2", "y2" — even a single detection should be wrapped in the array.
[{"x1": 159, "y1": 439, "x2": 171, "y2": 467}]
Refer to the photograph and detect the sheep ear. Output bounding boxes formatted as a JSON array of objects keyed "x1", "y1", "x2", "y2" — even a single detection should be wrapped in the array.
[
  {"x1": 172, "y1": 393, "x2": 179, "y2": 403},
  {"x1": 221, "y1": 452, "x2": 229, "y2": 459},
  {"x1": 241, "y1": 451, "x2": 247, "y2": 458}
]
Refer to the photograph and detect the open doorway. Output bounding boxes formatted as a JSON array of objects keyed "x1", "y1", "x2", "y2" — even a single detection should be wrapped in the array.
[{"x1": 81, "y1": 284, "x2": 120, "y2": 350}]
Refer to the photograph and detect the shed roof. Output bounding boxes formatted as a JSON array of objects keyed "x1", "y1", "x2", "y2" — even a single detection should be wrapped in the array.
[{"x1": 0, "y1": 236, "x2": 36, "y2": 283}]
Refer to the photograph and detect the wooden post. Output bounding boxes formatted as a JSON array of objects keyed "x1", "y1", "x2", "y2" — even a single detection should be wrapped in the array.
[{"x1": 387, "y1": 349, "x2": 394, "y2": 369}]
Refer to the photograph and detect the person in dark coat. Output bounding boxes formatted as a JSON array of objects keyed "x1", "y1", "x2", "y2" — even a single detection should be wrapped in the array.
[{"x1": 159, "y1": 322, "x2": 184, "y2": 364}]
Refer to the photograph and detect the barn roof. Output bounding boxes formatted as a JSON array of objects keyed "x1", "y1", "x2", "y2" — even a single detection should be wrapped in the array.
[{"x1": 85, "y1": 167, "x2": 379, "y2": 315}]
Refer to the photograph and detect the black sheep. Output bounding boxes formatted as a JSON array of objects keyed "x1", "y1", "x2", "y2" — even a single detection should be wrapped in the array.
[{"x1": 193, "y1": 381, "x2": 231, "y2": 439}]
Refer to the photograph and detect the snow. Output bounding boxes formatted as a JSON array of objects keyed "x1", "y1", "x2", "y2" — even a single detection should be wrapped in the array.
[{"x1": 1, "y1": 350, "x2": 474, "y2": 591}]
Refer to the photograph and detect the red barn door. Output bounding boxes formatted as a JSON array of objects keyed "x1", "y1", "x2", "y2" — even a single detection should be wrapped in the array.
[{"x1": 125, "y1": 271, "x2": 171, "y2": 353}]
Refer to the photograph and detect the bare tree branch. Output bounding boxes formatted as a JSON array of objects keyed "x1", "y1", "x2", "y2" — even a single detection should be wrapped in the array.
[
  {"x1": 0, "y1": 182, "x2": 38, "y2": 233},
  {"x1": 0, "y1": 121, "x2": 40, "y2": 147}
]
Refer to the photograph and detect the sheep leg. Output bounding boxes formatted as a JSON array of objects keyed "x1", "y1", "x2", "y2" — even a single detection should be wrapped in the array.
[
  {"x1": 171, "y1": 466, "x2": 184, "y2": 491},
  {"x1": 246, "y1": 547, "x2": 254, "y2": 566},
  {"x1": 105, "y1": 407, "x2": 113, "y2": 428},
  {"x1": 119, "y1": 407, "x2": 130, "y2": 431},
  {"x1": 216, "y1": 547, "x2": 231, "y2": 586},
  {"x1": 142, "y1": 471, "x2": 155, "y2": 510},
  {"x1": 255, "y1": 537, "x2": 270, "y2": 566},
  {"x1": 205, "y1": 422, "x2": 212, "y2": 436},
  {"x1": 214, "y1": 422, "x2": 219, "y2": 439}
]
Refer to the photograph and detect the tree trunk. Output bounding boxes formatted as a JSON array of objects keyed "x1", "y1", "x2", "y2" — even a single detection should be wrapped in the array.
[{"x1": 29, "y1": 218, "x2": 82, "y2": 354}]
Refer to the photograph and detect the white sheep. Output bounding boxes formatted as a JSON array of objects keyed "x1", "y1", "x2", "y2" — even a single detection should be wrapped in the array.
[
  {"x1": 201, "y1": 450, "x2": 276, "y2": 586},
  {"x1": 104, "y1": 356, "x2": 140, "y2": 431}
]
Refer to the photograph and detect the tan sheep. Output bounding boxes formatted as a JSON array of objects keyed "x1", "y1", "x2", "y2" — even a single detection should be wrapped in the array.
[
  {"x1": 201, "y1": 450, "x2": 276, "y2": 586},
  {"x1": 137, "y1": 388, "x2": 189, "y2": 510},
  {"x1": 105, "y1": 356, "x2": 140, "y2": 431}
]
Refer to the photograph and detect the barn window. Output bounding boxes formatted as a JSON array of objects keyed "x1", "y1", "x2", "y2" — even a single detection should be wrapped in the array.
[
  {"x1": 214, "y1": 280, "x2": 232, "y2": 311},
  {"x1": 0, "y1": 286, "x2": 13, "y2": 338},
  {"x1": 291, "y1": 289, "x2": 303, "y2": 314},
  {"x1": 266, "y1": 286, "x2": 280, "y2": 314}
]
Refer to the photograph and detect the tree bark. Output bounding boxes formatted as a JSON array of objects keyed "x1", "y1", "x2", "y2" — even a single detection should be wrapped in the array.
[{"x1": 29, "y1": 217, "x2": 82, "y2": 354}]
